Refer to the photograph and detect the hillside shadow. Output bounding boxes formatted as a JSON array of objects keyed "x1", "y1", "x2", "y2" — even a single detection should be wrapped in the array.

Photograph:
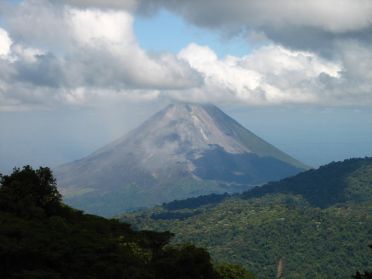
[{"x1": 192, "y1": 145, "x2": 303, "y2": 186}]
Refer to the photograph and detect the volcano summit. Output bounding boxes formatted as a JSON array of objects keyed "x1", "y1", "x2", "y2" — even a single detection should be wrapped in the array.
[{"x1": 55, "y1": 103, "x2": 308, "y2": 216}]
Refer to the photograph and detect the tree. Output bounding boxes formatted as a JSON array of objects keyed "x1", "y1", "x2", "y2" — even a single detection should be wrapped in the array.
[
  {"x1": 353, "y1": 245, "x2": 372, "y2": 279},
  {"x1": 0, "y1": 165, "x2": 62, "y2": 216},
  {"x1": 153, "y1": 245, "x2": 220, "y2": 279},
  {"x1": 215, "y1": 263, "x2": 256, "y2": 279},
  {"x1": 0, "y1": 165, "x2": 252, "y2": 279}
]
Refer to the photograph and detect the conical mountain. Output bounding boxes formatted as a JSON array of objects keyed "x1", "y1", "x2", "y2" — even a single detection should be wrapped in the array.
[{"x1": 55, "y1": 103, "x2": 308, "y2": 216}]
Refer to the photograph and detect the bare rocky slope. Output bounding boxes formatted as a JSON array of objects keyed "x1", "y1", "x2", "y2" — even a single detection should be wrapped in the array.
[{"x1": 55, "y1": 103, "x2": 307, "y2": 216}]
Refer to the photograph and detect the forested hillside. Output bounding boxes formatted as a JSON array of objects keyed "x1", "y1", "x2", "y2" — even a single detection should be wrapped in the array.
[
  {"x1": 122, "y1": 158, "x2": 372, "y2": 279},
  {"x1": 0, "y1": 166, "x2": 254, "y2": 279}
]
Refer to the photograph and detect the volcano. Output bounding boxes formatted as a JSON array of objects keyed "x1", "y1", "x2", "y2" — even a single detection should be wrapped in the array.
[{"x1": 55, "y1": 103, "x2": 308, "y2": 216}]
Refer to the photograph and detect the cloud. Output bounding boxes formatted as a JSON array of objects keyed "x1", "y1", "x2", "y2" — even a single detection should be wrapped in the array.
[
  {"x1": 138, "y1": 0, "x2": 372, "y2": 55},
  {"x1": 0, "y1": 28, "x2": 12, "y2": 57},
  {"x1": 0, "y1": 0, "x2": 372, "y2": 110},
  {"x1": 64, "y1": 0, "x2": 137, "y2": 10},
  {"x1": 140, "y1": 0, "x2": 372, "y2": 32},
  {"x1": 4, "y1": 1, "x2": 70, "y2": 51},
  {"x1": 68, "y1": 8, "x2": 136, "y2": 46},
  {"x1": 0, "y1": 2, "x2": 201, "y2": 110},
  {"x1": 135, "y1": 0, "x2": 372, "y2": 106},
  {"x1": 62, "y1": 0, "x2": 372, "y2": 44},
  {"x1": 66, "y1": 8, "x2": 201, "y2": 90},
  {"x1": 173, "y1": 43, "x2": 352, "y2": 105}
]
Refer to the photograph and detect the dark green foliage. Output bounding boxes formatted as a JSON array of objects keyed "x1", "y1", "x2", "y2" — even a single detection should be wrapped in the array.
[
  {"x1": 242, "y1": 157, "x2": 372, "y2": 208},
  {"x1": 0, "y1": 166, "x2": 62, "y2": 216},
  {"x1": 215, "y1": 263, "x2": 256, "y2": 279},
  {"x1": 354, "y1": 271, "x2": 372, "y2": 279},
  {"x1": 353, "y1": 245, "x2": 372, "y2": 279},
  {"x1": 151, "y1": 211, "x2": 201, "y2": 220},
  {"x1": 0, "y1": 166, "x2": 252, "y2": 279},
  {"x1": 123, "y1": 158, "x2": 372, "y2": 279},
  {"x1": 163, "y1": 193, "x2": 229, "y2": 211},
  {"x1": 153, "y1": 245, "x2": 219, "y2": 279}
]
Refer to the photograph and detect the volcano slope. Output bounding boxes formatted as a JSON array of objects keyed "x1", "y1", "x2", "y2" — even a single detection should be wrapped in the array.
[{"x1": 55, "y1": 103, "x2": 307, "y2": 216}]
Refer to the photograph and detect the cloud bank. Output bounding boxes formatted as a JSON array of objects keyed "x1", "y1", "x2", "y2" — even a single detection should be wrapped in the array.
[
  {"x1": 0, "y1": 0, "x2": 371, "y2": 110},
  {"x1": 139, "y1": 0, "x2": 372, "y2": 32},
  {"x1": 138, "y1": 0, "x2": 372, "y2": 53}
]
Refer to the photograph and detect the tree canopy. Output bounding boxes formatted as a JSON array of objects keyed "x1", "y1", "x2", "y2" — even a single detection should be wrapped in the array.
[{"x1": 0, "y1": 165, "x2": 254, "y2": 279}]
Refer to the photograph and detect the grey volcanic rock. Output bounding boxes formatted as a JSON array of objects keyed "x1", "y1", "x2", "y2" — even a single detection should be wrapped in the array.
[{"x1": 55, "y1": 103, "x2": 308, "y2": 216}]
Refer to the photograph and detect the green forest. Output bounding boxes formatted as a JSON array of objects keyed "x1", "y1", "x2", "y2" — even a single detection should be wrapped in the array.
[
  {"x1": 0, "y1": 166, "x2": 254, "y2": 279},
  {"x1": 1, "y1": 159, "x2": 371, "y2": 278},
  {"x1": 122, "y1": 158, "x2": 372, "y2": 279}
]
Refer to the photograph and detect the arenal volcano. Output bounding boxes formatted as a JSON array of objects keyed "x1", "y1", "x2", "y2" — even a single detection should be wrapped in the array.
[{"x1": 55, "y1": 103, "x2": 308, "y2": 216}]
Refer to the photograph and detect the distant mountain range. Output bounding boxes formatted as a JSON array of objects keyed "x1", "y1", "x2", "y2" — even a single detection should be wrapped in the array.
[
  {"x1": 55, "y1": 103, "x2": 307, "y2": 216},
  {"x1": 122, "y1": 157, "x2": 372, "y2": 279}
]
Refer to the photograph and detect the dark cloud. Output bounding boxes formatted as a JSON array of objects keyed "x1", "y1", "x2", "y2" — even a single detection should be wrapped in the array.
[
  {"x1": 137, "y1": 0, "x2": 372, "y2": 55},
  {"x1": 63, "y1": 0, "x2": 137, "y2": 10},
  {"x1": 14, "y1": 54, "x2": 64, "y2": 88}
]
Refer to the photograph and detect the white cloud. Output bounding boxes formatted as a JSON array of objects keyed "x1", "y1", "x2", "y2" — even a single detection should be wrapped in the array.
[
  {"x1": 0, "y1": 28, "x2": 12, "y2": 58},
  {"x1": 178, "y1": 44, "x2": 261, "y2": 101},
  {"x1": 0, "y1": 0, "x2": 372, "y2": 110},
  {"x1": 241, "y1": 45, "x2": 341, "y2": 78},
  {"x1": 0, "y1": 4, "x2": 201, "y2": 111},
  {"x1": 65, "y1": 8, "x2": 201, "y2": 90},
  {"x1": 175, "y1": 43, "x2": 348, "y2": 105},
  {"x1": 68, "y1": 8, "x2": 136, "y2": 46},
  {"x1": 11, "y1": 45, "x2": 45, "y2": 63}
]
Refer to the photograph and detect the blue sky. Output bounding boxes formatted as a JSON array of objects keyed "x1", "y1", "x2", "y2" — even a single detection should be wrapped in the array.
[
  {"x1": 0, "y1": 0, "x2": 371, "y2": 173},
  {"x1": 134, "y1": 9, "x2": 251, "y2": 58}
]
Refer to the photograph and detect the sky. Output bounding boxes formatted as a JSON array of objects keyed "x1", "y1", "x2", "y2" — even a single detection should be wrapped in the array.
[{"x1": 0, "y1": 0, "x2": 372, "y2": 173}]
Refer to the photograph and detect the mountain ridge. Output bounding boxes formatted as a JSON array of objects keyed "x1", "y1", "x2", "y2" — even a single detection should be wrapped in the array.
[{"x1": 122, "y1": 157, "x2": 372, "y2": 279}]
